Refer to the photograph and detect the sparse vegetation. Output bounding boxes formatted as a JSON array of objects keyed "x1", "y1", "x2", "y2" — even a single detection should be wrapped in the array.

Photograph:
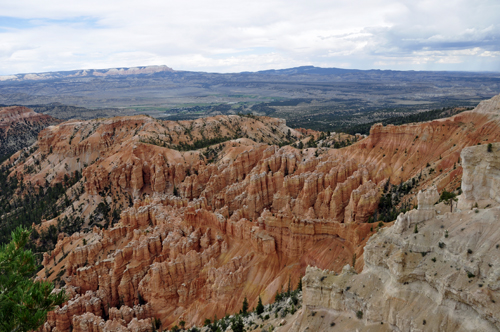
[
  {"x1": 0, "y1": 163, "x2": 83, "y2": 249},
  {"x1": 342, "y1": 106, "x2": 471, "y2": 135},
  {"x1": 371, "y1": 178, "x2": 418, "y2": 223}
]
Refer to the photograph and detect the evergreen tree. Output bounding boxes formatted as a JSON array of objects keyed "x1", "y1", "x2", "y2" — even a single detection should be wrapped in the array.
[
  {"x1": 231, "y1": 315, "x2": 244, "y2": 332},
  {"x1": 256, "y1": 296, "x2": 264, "y2": 315},
  {"x1": 440, "y1": 190, "x2": 458, "y2": 212},
  {"x1": 0, "y1": 227, "x2": 67, "y2": 331},
  {"x1": 241, "y1": 297, "x2": 249, "y2": 315},
  {"x1": 287, "y1": 276, "x2": 291, "y2": 296}
]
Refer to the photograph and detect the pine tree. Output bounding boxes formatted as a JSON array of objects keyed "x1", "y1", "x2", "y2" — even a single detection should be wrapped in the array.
[
  {"x1": 231, "y1": 315, "x2": 244, "y2": 332},
  {"x1": 241, "y1": 297, "x2": 249, "y2": 315},
  {"x1": 287, "y1": 276, "x2": 291, "y2": 296},
  {"x1": 256, "y1": 296, "x2": 264, "y2": 315},
  {"x1": 0, "y1": 227, "x2": 67, "y2": 331}
]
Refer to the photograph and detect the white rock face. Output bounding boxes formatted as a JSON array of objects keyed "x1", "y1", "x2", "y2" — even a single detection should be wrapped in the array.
[
  {"x1": 417, "y1": 186, "x2": 440, "y2": 210},
  {"x1": 393, "y1": 186, "x2": 439, "y2": 234},
  {"x1": 472, "y1": 93, "x2": 500, "y2": 114},
  {"x1": 458, "y1": 142, "x2": 500, "y2": 209}
]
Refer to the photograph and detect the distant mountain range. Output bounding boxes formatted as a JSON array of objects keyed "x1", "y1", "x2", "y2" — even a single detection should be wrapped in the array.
[
  {"x1": 0, "y1": 65, "x2": 174, "y2": 82},
  {"x1": 0, "y1": 65, "x2": 499, "y2": 130},
  {"x1": 2, "y1": 64, "x2": 499, "y2": 82}
]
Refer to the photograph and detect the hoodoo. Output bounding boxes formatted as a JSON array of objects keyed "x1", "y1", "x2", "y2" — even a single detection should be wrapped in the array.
[{"x1": 2, "y1": 94, "x2": 499, "y2": 330}]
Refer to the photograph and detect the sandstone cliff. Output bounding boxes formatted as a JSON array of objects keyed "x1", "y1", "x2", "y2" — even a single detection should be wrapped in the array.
[{"x1": 285, "y1": 142, "x2": 500, "y2": 332}]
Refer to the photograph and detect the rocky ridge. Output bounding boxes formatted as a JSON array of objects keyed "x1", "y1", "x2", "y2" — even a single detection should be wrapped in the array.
[
  {"x1": 0, "y1": 65, "x2": 173, "y2": 82},
  {"x1": 0, "y1": 106, "x2": 61, "y2": 158}
]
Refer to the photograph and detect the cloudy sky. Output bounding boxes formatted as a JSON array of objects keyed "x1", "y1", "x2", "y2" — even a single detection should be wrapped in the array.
[{"x1": 0, "y1": 0, "x2": 499, "y2": 75}]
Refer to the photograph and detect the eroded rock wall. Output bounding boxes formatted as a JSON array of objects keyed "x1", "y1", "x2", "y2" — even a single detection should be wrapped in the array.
[{"x1": 290, "y1": 142, "x2": 500, "y2": 332}]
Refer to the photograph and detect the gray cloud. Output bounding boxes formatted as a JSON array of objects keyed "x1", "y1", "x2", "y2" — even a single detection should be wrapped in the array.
[{"x1": 0, "y1": 0, "x2": 499, "y2": 75}]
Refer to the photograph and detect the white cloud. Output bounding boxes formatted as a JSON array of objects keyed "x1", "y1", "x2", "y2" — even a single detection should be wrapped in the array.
[{"x1": 0, "y1": 0, "x2": 499, "y2": 74}]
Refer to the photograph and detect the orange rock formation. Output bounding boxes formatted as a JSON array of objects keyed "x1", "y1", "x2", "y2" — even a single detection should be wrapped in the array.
[{"x1": 11, "y1": 95, "x2": 498, "y2": 330}]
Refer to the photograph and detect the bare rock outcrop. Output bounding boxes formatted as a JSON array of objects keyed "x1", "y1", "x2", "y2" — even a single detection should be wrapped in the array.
[
  {"x1": 459, "y1": 142, "x2": 500, "y2": 209},
  {"x1": 288, "y1": 143, "x2": 500, "y2": 332}
]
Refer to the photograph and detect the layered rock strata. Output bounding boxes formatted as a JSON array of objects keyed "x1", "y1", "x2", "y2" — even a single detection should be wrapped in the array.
[{"x1": 289, "y1": 143, "x2": 500, "y2": 332}]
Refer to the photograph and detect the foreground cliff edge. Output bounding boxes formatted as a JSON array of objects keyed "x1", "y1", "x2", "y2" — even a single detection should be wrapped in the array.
[
  {"x1": 2, "y1": 94, "x2": 499, "y2": 331},
  {"x1": 285, "y1": 142, "x2": 500, "y2": 332}
]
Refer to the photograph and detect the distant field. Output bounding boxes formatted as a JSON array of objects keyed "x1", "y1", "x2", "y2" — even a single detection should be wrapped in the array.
[{"x1": 1, "y1": 66, "x2": 498, "y2": 131}]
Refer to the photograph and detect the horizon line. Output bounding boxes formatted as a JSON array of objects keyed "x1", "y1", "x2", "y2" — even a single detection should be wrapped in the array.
[{"x1": 2, "y1": 64, "x2": 500, "y2": 78}]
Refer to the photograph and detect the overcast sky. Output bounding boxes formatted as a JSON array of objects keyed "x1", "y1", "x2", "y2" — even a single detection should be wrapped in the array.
[{"x1": 0, "y1": 0, "x2": 499, "y2": 75}]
